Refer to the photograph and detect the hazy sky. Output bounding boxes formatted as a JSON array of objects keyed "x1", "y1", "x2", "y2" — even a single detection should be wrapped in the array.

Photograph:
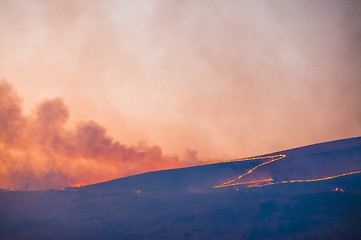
[{"x1": 1, "y1": 0, "x2": 360, "y2": 190}]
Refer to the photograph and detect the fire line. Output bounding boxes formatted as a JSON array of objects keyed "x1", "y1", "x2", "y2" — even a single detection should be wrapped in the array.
[
  {"x1": 213, "y1": 154, "x2": 361, "y2": 189},
  {"x1": 247, "y1": 170, "x2": 361, "y2": 188},
  {"x1": 214, "y1": 154, "x2": 286, "y2": 188}
]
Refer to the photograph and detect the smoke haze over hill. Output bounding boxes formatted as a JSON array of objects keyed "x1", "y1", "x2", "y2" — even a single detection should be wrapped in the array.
[
  {"x1": 1, "y1": 0, "x2": 361, "y2": 189},
  {"x1": 0, "y1": 0, "x2": 360, "y2": 163},
  {"x1": 0, "y1": 81, "x2": 197, "y2": 190}
]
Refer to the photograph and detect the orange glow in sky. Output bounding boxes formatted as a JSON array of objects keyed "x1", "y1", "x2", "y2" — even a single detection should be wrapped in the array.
[{"x1": 0, "y1": 1, "x2": 361, "y2": 190}]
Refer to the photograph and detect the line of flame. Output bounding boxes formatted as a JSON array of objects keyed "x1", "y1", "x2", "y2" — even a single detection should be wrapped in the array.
[
  {"x1": 247, "y1": 170, "x2": 361, "y2": 188},
  {"x1": 214, "y1": 154, "x2": 286, "y2": 188},
  {"x1": 213, "y1": 154, "x2": 361, "y2": 189},
  {"x1": 213, "y1": 178, "x2": 273, "y2": 188}
]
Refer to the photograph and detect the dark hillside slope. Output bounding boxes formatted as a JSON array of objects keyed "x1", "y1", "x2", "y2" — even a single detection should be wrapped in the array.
[
  {"x1": 83, "y1": 136, "x2": 361, "y2": 194},
  {"x1": 1, "y1": 137, "x2": 361, "y2": 240}
]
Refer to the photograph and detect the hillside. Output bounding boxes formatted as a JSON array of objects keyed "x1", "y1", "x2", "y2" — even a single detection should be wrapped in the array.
[
  {"x1": 1, "y1": 137, "x2": 361, "y2": 239},
  {"x1": 83, "y1": 136, "x2": 361, "y2": 194}
]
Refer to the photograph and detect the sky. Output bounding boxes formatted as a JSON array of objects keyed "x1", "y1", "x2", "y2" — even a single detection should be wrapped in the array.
[{"x1": 0, "y1": 0, "x2": 361, "y2": 190}]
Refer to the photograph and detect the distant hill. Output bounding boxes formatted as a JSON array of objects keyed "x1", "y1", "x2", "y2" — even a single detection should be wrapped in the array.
[
  {"x1": 1, "y1": 136, "x2": 361, "y2": 239},
  {"x1": 82, "y1": 136, "x2": 361, "y2": 194}
]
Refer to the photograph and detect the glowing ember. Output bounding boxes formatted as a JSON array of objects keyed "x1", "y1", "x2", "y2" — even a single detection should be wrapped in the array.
[{"x1": 73, "y1": 183, "x2": 84, "y2": 188}]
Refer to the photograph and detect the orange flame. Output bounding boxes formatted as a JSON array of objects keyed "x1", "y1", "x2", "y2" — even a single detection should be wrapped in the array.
[
  {"x1": 214, "y1": 154, "x2": 361, "y2": 189},
  {"x1": 333, "y1": 187, "x2": 345, "y2": 192},
  {"x1": 73, "y1": 183, "x2": 84, "y2": 188},
  {"x1": 214, "y1": 154, "x2": 285, "y2": 188},
  {"x1": 248, "y1": 171, "x2": 361, "y2": 188}
]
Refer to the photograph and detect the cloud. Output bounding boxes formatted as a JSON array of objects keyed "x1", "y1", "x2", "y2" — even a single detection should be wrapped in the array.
[{"x1": 0, "y1": 81, "x2": 192, "y2": 190}]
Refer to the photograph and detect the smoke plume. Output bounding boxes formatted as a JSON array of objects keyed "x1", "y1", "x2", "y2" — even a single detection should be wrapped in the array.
[
  {"x1": 0, "y1": 1, "x2": 360, "y2": 186},
  {"x1": 0, "y1": 81, "x2": 192, "y2": 190}
]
